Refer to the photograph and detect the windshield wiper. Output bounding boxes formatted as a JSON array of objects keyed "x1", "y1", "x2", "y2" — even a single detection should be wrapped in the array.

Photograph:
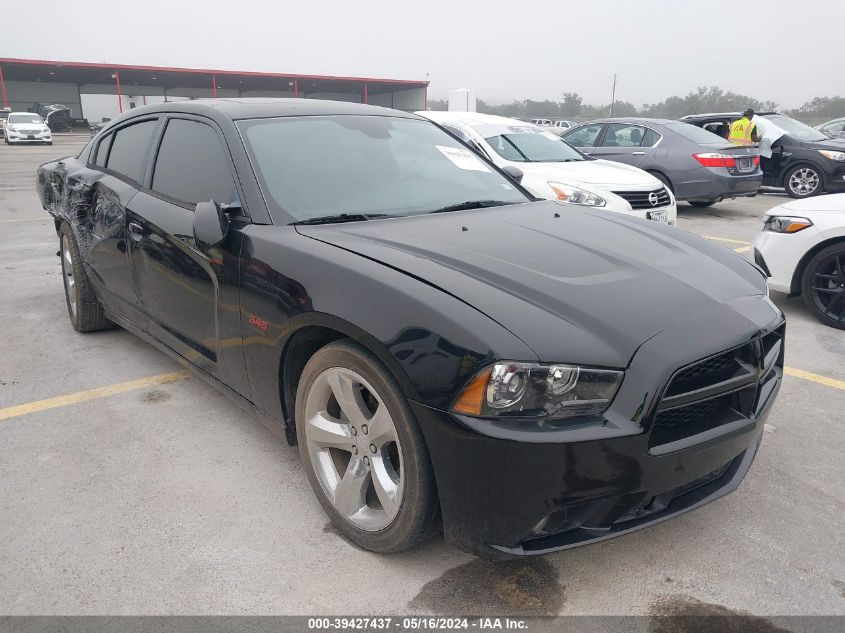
[
  {"x1": 428, "y1": 200, "x2": 517, "y2": 214},
  {"x1": 290, "y1": 213, "x2": 389, "y2": 226}
]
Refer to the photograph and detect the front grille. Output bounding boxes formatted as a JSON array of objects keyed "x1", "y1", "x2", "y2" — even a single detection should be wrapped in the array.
[
  {"x1": 612, "y1": 187, "x2": 671, "y2": 209},
  {"x1": 648, "y1": 326, "x2": 784, "y2": 453}
]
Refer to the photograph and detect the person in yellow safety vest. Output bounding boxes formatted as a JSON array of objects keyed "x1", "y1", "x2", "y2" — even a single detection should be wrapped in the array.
[{"x1": 728, "y1": 108, "x2": 760, "y2": 145}]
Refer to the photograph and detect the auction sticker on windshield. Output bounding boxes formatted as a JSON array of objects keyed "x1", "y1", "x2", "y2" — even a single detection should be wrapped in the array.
[{"x1": 436, "y1": 145, "x2": 491, "y2": 172}]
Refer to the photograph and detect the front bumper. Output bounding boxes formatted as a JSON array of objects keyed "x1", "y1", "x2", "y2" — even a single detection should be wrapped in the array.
[
  {"x1": 5, "y1": 130, "x2": 52, "y2": 143},
  {"x1": 414, "y1": 296, "x2": 784, "y2": 557},
  {"x1": 752, "y1": 229, "x2": 818, "y2": 294}
]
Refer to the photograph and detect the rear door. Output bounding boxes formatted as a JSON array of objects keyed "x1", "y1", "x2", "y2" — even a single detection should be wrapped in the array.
[
  {"x1": 84, "y1": 118, "x2": 160, "y2": 327},
  {"x1": 590, "y1": 123, "x2": 658, "y2": 167},
  {"x1": 126, "y1": 115, "x2": 250, "y2": 394}
]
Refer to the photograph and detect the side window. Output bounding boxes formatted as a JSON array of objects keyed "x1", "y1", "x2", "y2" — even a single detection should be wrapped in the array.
[
  {"x1": 641, "y1": 128, "x2": 661, "y2": 147},
  {"x1": 823, "y1": 121, "x2": 844, "y2": 137},
  {"x1": 152, "y1": 119, "x2": 237, "y2": 206},
  {"x1": 93, "y1": 133, "x2": 113, "y2": 167},
  {"x1": 564, "y1": 124, "x2": 603, "y2": 147},
  {"x1": 106, "y1": 120, "x2": 158, "y2": 183},
  {"x1": 602, "y1": 124, "x2": 647, "y2": 147}
]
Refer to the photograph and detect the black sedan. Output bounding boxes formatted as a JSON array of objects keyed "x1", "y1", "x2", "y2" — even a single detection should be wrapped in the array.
[
  {"x1": 682, "y1": 112, "x2": 845, "y2": 198},
  {"x1": 37, "y1": 99, "x2": 784, "y2": 557}
]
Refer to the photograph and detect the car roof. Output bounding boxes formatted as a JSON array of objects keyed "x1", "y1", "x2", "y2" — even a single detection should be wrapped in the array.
[
  {"x1": 107, "y1": 98, "x2": 420, "y2": 124},
  {"x1": 680, "y1": 111, "x2": 779, "y2": 121},
  {"x1": 571, "y1": 117, "x2": 677, "y2": 126},
  {"x1": 416, "y1": 110, "x2": 537, "y2": 128}
]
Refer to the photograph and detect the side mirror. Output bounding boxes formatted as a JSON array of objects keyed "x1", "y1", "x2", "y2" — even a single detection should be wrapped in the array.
[
  {"x1": 194, "y1": 200, "x2": 229, "y2": 250},
  {"x1": 501, "y1": 165, "x2": 524, "y2": 184}
]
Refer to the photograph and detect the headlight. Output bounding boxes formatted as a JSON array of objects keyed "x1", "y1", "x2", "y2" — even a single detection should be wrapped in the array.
[
  {"x1": 764, "y1": 215, "x2": 813, "y2": 233},
  {"x1": 548, "y1": 182, "x2": 606, "y2": 207},
  {"x1": 451, "y1": 361, "x2": 623, "y2": 420},
  {"x1": 819, "y1": 150, "x2": 845, "y2": 161}
]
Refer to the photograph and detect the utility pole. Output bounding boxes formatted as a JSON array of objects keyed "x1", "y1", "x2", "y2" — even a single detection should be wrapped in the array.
[{"x1": 609, "y1": 73, "x2": 617, "y2": 117}]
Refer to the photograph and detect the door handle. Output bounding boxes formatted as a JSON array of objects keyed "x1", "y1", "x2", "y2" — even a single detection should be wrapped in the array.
[
  {"x1": 128, "y1": 222, "x2": 144, "y2": 242},
  {"x1": 632, "y1": 151, "x2": 646, "y2": 155}
]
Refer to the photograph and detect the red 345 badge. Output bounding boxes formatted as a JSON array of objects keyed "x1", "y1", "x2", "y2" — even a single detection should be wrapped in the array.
[{"x1": 248, "y1": 314, "x2": 269, "y2": 333}]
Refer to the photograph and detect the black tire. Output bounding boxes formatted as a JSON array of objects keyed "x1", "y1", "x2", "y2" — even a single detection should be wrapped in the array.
[
  {"x1": 801, "y1": 243, "x2": 845, "y2": 329},
  {"x1": 295, "y1": 340, "x2": 440, "y2": 553},
  {"x1": 784, "y1": 164, "x2": 824, "y2": 198},
  {"x1": 689, "y1": 200, "x2": 717, "y2": 208},
  {"x1": 648, "y1": 171, "x2": 673, "y2": 193},
  {"x1": 58, "y1": 222, "x2": 113, "y2": 332}
]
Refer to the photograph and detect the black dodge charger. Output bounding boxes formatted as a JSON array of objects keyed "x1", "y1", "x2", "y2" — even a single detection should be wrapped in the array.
[{"x1": 37, "y1": 99, "x2": 784, "y2": 557}]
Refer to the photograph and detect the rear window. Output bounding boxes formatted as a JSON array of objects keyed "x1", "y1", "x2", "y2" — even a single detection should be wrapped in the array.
[
  {"x1": 664, "y1": 122, "x2": 728, "y2": 145},
  {"x1": 106, "y1": 119, "x2": 158, "y2": 183}
]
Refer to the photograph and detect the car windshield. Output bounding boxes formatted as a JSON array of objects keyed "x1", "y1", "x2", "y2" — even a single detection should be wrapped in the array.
[
  {"x1": 762, "y1": 114, "x2": 829, "y2": 142},
  {"x1": 664, "y1": 122, "x2": 728, "y2": 145},
  {"x1": 8, "y1": 114, "x2": 43, "y2": 125},
  {"x1": 237, "y1": 115, "x2": 528, "y2": 222},
  {"x1": 472, "y1": 123, "x2": 586, "y2": 162}
]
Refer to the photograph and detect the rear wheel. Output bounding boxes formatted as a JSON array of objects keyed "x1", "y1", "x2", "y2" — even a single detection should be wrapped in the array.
[
  {"x1": 785, "y1": 165, "x2": 823, "y2": 198},
  {"x1": 59, "y1": 223, "x2": 113, "y2": 332},
  {"x1": 689, "y1": 200, "x2": 717, "y2": 208},
  {"x1": 648, "y1": 171, "x2": 673, "y2": 192},
  {"x1": 801, "y1": 243, "x2": 845, "y2": 329},
  {"x1": 295, "y1": 340, "x2": 440, "y2": 553}
]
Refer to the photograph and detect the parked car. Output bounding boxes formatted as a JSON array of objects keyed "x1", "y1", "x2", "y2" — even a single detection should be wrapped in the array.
[
  {"x1": 38, "y1": 99, "x2": 783, "y2": 557},
  {"x1": 752, "y1": 194, "x2": 845, "y2": 329},
  {"x1": 418, "y1": 111, "x2": 677, "y2": 224},
  {"x1": 0, "y1": 107, "x2": 11, "y2": 135},
  {"x1": 529, "y1": 118, "x2": 554, "y2": 127},
  {"x1": 563, "y1": 118, "x2": 762, "y2": 208},
  {"x1": 682, "y1": 112, "x2": 845, "y2": 199},
  {"x1": 29, "y1": 103, "x2": 72, "y2": 132},
  {"x1": 815, "y1": 117, "x2": 845, "y2": 139},
  {"x1": 551, "y1": 120, "x2": 575, "y2": 135},
  {"x1": 3, "y1": 112, "x2": 52, "y2": 145}
]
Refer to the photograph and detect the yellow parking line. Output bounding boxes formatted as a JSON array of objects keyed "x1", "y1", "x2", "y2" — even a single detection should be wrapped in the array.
[
  {"x1": 0, "y1": 371, "x2": 188, "y2": 421},
  {"x1": 784, "y1": 366, "x2": 845, "y2": 391},
  {"x1": 734, "y1": 245, "x2": 752, "y2": 253},
  {"x1": 702, "y1": 235, "x2": 751, "y2": 245}
]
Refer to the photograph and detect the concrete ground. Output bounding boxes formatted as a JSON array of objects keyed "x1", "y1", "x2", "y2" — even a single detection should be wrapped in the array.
[{"x1": 1, "y1": 137, "x2": 843, "y2": 618}]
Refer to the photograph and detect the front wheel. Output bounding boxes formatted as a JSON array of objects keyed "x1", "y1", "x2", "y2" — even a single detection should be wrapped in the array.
[
  {"x1": 801, "y1": 244, "x2": 845, "y2": 329},
  {"x1": 785, "y1": 165, "x2": 823, "y2": 198},
  {"x1": 295, "y1": 340, "x2": 440, "y2": 553},
  {"x1": 59, "y1": 223, "x2": 113, "y2": 332}
]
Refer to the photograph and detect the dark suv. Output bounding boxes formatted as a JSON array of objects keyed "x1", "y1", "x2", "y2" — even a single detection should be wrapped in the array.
[{"x1": 681, "y1": 112, "x2": 845, "y2": 198}]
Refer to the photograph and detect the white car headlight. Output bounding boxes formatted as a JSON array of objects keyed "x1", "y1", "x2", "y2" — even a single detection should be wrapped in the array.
[
  {"x1": 764, "y1": 215, "x2": 813, "y2": 233},
  {"x1": 548, "y1": 182, "x2": 606, "y2": 207},
  {"x1": 819, "y1": 150, "x2": 845, "y2": 161}
]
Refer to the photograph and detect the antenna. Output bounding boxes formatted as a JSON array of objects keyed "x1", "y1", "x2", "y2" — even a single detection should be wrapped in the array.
[{"x1": 609, "y1": 73, "x2": 617, "y2": 117}]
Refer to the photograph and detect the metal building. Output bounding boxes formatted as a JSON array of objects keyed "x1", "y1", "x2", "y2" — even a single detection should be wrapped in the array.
[{"x1": 0, "y1": 57, "x2": 429, "y2": 122}]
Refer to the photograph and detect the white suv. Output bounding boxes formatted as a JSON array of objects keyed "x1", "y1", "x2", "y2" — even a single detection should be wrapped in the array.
[
  {"x1": 417, "y1": 111, "x2": 677, "y2": 225},
  {"x1": 3, "y1": 112, "x2": 52, "y2": 145}
]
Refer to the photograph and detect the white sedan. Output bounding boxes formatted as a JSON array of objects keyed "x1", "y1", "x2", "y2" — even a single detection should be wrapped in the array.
[
  {"x1": 753, "y1": 194, "x2": 845, "y2": 329},
  {"x1": 417, "y1": 111, "x2": 677, "y2": 225},
  {"x1": 3, "y1": 112, "x2": 52, "y2": 145}
]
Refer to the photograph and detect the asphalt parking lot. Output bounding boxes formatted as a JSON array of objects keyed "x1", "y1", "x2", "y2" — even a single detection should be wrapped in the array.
[{"x1": 1, "y1": 136, "x2": 843, "y2": 619}]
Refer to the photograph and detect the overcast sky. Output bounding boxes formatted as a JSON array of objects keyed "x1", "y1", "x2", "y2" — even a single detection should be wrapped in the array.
[{"x1": 2, "y1": 0, "x2": 841, "y2": 109}]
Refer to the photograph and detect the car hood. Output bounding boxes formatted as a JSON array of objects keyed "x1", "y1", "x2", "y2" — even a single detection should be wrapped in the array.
[
  {"x1": 766, "y1": 193, "x2": 845, "y2": 215},
  {"x1": 297, "y1": 201, "x2": 766, "y2": 367},
  {"x1": 519, "y1": 159, "x2": 660, "y2": 189},
  {"x1": 808, "y1": 137, "x2": 845, "y2": 151}
]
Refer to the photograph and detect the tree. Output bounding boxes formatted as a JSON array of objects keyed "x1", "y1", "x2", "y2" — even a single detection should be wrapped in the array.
[
  {"x1": 426, "y1": 98, "x2": 448, "y2": 111},
  {"x1": 561, "y1": 92, "x2": 583, "y2": 117}
]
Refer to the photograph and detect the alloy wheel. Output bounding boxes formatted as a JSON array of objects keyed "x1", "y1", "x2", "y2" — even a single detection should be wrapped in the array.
[
  {"x1": 788, "y1": 168, "x2": 820, "y2": 196},
  {"x1": 61, "y1": 234, "x2": 77, "y2": 319},
  {"x1": 810, "y1": 252, "x2": 845, "y2": 324},
  {"x1": 303, "y1": 367, "x2": 404, "y2": 531}
]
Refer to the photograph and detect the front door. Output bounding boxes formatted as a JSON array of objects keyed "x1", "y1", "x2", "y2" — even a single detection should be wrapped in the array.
[{"x1": 127, "y1": 116, "x2": 250, "y2": 396}]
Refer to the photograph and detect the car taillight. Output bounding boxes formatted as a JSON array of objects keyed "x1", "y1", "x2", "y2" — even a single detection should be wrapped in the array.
[
  {"x1": 752, "y1": 155, "x2": 760, "y2": 165},
  {"x1": 693, "y1": 153, "x2": 737, "y2": 168}
]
